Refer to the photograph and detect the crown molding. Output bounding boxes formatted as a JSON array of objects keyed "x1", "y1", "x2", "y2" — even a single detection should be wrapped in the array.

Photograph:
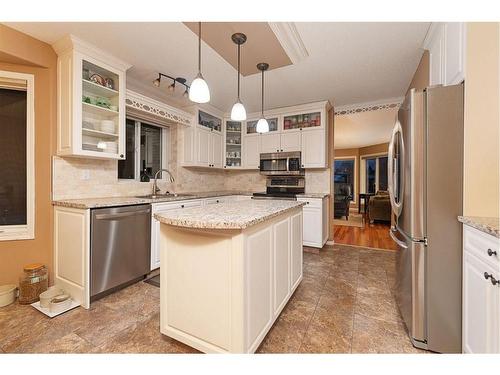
[
  {"x1": 126, "y1": 89, "x2": 193, "y2": 126},
  {"x1": 52, "y1": 34, "x2": 132, "y2": 71},
  {"x1": 268, "y1": 22, "x2": 309, "y2": 64},
  {"x1": 334, "y1": 96, "x2": 404, "y2": 116}
]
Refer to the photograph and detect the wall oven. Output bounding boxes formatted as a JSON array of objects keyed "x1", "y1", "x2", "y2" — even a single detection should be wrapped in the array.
[{"x1": 259, "y1": 151, "x2": 303, "y2": 175}]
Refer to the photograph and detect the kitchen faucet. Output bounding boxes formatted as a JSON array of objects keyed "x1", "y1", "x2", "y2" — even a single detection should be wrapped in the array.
[{"x1": 152, "y1": 168, "x2": 175, "y2": 196}]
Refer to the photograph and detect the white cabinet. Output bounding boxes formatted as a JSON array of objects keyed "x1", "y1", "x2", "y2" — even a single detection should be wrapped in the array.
[
  {"x1": 297, "y1": 196, "x2": 328, "y2": 248},
  {"x1": 424, "y1": 23, "x2": 466, "y2": 86},
  {"x1": 290, "y1": 211, "x2": 303, "y2": 290},
  {"x1": 52, "y1": 35, "x2": 131, "y2": 160},
  {"x1": 182, "y1": 108, "x2": 223, "y2": 169},
  {"x1": 196, "y1": 127, "x2": 211, "y2": 166},
  {"x1": 273, "y1": 217, "x2": 291, "y2": 314},
  {"x1": 211, "y1": 132, "x2": 223, "y2": 168},
  {"x1": 301, "y1": 129, "x2": 326, "y2": 168},
  {"x1": 281, "y1": 132, "x2": 302, "y2": 152},
  {"x1": 242, "y1": 136, "x2": 261, "y2": 170},
  {"x1": 151, "y1": 200, "x2": 203, "y2": 270},
  {"x1": 463, "y1": 225, "x2": 500, "y2": 353},
  {"x1": 260, "y1": 133, "x2": 281, "y2": 153}
]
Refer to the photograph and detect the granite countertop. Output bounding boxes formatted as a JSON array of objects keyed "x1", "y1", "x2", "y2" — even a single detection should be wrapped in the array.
[
  {"x1": 296, "y1": 193, "x2": 330, "y2": 199},
  {"x1": 154, "y1": 200, "x2": 306, "y2": 230},
  {"x1": 53, "y1": 191, "x2": 254, "y2": 209},
  {"x1": 458, "y1": 216, "x2": 500, "y2": 238}
]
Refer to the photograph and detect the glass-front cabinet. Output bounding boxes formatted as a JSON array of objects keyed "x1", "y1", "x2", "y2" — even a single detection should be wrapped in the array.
[
  {"x1": 81, "y1": 59, "x2": 121, "y2": 156},
  {"x1": 224, "y1": 120, "x2": 242, "y2": 168},
  {"x1": 283, "y1": 111, "x2": 322, "y2": 131},
  {"x1": 198, "y1": 110, "x2": 222, "y2": 133},
  {"x1": 53, "y1": 35, "x2": 130, "y2": 159},
  {"x1": 245, "y1": 117, "x2": 279, "y2": 135}
]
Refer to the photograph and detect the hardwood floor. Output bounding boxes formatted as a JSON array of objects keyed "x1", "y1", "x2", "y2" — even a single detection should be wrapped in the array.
[{"x1": 333, "y1": 214, "x2": 396, "y2": 251}]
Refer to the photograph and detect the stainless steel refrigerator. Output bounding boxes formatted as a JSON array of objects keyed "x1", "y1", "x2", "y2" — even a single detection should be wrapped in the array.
[{"x1": 388, "y1": 83, "x2": 464, "y2": 353}]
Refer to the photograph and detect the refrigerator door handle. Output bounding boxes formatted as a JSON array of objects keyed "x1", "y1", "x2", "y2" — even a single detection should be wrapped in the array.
[
  {"x1": 388, "y1": 120, "x2": 405, "y2": 218},
  {"x1": 390, "y1": 226, "x2": 408, "y2": 249}
]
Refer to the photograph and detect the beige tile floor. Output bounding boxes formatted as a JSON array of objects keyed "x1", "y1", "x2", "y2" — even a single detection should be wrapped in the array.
[{"x1": 0, "y1": 244, "x2": 424, "y2": 354}]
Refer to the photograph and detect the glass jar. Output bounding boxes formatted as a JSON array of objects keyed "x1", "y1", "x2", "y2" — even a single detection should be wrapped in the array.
[{"x1": 18, "y1": 263, "x2": 48, "y2": 304}]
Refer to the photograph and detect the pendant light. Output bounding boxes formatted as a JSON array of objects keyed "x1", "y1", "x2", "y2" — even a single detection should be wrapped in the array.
[
  {"x1": 256, "y1": 63, "x2": 270, "y2": 133},
  {"x1": 230, "y1": 33, "x2": 247, "y2": 121},
  {"x1": 189, "y1": 22, "x2": 210, "y2": 103}
]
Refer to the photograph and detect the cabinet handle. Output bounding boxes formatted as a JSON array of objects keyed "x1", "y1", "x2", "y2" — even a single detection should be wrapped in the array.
[
  {"x1": 487, "y1": 248, "x2": 498, "y2": 256},
  {"x1": 120, "y1": 154, "x2": 124, "y2": 159},
  {"x1": 181, "y1": 204, "x2": 185, "y2": 208},
  {"x1": 281, "y1": 149, "x2": 283, "y2": 152},
  {"x1": 484, "y1": 272, "x2": 499, "y2": 286},
  {"x1": 301, "y1": 164, "x2": 304, "y2": 168},
  {"x1": 216, "y1": 200, "x2": 219, "y2": 203}
]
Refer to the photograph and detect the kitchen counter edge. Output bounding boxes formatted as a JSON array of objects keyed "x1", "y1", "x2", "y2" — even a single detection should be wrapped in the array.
[{"x1": 458, "y1": 216, "x2": 500, "y2": 239}]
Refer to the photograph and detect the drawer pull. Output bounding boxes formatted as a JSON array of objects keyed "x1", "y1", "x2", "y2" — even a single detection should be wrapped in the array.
[
  {"x1": 484, "y1": 272, "x2": 499, "y2": 286},
  {"x1": 181, "y1": 204, "x2": 185, "y2": 208},
  {"x1": 487, "y1": 248, "x2": 498, "y2": 257}
]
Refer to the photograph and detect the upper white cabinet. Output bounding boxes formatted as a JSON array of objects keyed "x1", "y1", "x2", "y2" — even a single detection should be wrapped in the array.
[
  {"x1": 260, "y1": 133, "x2": 282, "y2": 153},
  {"x1": 182, "y1": 108, "x2": 224, "y2": 169},
  {"x1": 424, "y1": 23, "x2": 466, "y2": 86},
  {"x1": 183, "y1": 101, "x2": 330, "y2": 170},
  {"x1": 52, "y1": 35, "x2": 131, "y2": 160},
  {"x1": 224, "y1": 120, "x2": 242, "y2": 168},
  {"x1": 462, "y1": 225, "x2": 500, "y2": 353},
  {"x1": 301, "y1": 129, "x2": 326, "y2": 168},
  {"x1": 242, "y1": 136, "x2": 261, "y2": 170}
]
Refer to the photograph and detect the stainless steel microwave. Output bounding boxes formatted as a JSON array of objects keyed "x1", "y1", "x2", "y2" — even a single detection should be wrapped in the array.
[{"x1": 259, "y1": 151, "x2": 304, "y2": 175}]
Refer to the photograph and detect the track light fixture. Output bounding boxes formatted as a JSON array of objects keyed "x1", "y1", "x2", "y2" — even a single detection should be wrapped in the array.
[{"x1": 153, "y1": 73, "x2": 190, "y2": 97}]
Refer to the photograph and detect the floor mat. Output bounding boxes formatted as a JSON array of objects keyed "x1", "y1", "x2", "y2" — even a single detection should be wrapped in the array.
[
  {"x1": 144, "y1": 274, "x2": 160, "y2": 287},
  {"x1": 333, "y1": 213, "x2": 364, "y2": 227}
]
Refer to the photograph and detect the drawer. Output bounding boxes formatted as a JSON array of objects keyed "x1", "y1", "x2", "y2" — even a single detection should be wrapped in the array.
[
  {"x1": 152, "y1": 199, "x2": 202, "y2": 213},
  {"x1": 204, "y1": 197, "x2": 226, "y2": 205},
  {"x1": 464, "y1": 225, "x2": 500, "y2": 271},
  {"x1": 297, "y1": 197, "x2": 323, "y2": 208}
]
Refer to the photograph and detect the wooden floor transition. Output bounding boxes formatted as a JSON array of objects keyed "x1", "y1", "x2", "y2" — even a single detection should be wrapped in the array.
[{"x1": 333, "y1": 213, "x2": 396, "y2": 251}]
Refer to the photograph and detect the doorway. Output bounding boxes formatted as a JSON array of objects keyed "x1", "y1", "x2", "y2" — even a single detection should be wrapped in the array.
[{"x1": 332, "y1": 108, "x2": 396, "y2": 250}]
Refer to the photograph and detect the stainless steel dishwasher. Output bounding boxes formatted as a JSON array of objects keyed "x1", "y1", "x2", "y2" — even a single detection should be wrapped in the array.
[{"x1": 90, "y1": 204, "x2": 151, "y2": 300}]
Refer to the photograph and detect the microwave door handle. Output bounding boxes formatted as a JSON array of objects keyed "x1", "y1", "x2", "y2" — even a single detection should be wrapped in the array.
[{"x1": 286, "y1": 157, "x2": 290, "y2": 172}]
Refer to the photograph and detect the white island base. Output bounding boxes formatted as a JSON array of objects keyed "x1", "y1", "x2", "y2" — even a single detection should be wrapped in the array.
[{"x1": 158, "y1": 204, "x2": 303, "y2": 353}]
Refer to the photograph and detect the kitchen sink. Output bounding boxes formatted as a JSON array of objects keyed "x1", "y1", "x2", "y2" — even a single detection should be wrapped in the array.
[{"x1": 135, "y1": 193, "x2": 194, "y2": 199}]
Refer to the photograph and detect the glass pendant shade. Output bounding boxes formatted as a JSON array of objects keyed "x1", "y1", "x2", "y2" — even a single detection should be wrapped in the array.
[
  {"x1": 230, "y1": 100, "x2": 247, "y2": 121},
  {"x1": 189, "y1": 73, "x2": 210, "y2": 103},
  {"x1": 256, "y1": 117, "x2": 269, "y2": 133}
]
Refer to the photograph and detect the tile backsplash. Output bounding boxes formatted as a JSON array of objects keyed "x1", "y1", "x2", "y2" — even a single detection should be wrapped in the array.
[{"x1": 52, "y1": 125, "x2": 330, "y2": 200}]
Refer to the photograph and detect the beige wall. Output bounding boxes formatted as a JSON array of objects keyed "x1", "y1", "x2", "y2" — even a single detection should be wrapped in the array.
[
  {"x1": 0, "y1": 26, "x2": 57, "y2": 285},
  {"x1": 463, "y1": 23, "x2": 500, "y2": 217}
]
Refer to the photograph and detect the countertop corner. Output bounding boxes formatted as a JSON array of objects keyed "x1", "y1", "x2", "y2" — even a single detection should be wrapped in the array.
[{"x1": 458, "y1": 216, "x2": 500, "y2": 238}]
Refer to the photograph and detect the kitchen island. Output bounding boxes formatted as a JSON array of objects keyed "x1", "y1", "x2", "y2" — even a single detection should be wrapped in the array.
[{"x1": 154, "y1": 200, "x2": 305, "y2": 353}]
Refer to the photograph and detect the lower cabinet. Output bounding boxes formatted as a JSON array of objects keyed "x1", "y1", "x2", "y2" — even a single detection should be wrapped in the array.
[
  {"x1": 462, "y1": 225, "x2": 500, "y2": 353},
  {"x1": 245, "y1": 210, "x2": 303, "y2": 351},
  {"x1": 151, "y1": 196, "x2": 247, "y2": 270},
  {"x1": 151, "y1": 199, "x2": 203, "y2": 270},
  {"x1": 297, "y1": 196, "x2": 328, "y2": 248}
]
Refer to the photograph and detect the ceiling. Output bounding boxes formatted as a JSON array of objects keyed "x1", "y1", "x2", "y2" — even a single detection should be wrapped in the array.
[
  {"x1": 334, "y1": 108, "x2": 397, "y2": 149},
  {"x1": 183, "y1": 22, "x2": 292, "y2": 76},
  {"x1": 3, "y1": 22, "x2": 430, "y2": 113}
]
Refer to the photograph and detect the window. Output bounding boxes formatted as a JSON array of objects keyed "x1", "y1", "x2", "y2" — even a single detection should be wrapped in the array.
[
  {"x1": 118, "y1": 118, "x2": 167, "y2": 181},
  {"x1": 334, "y1": 158, "x2": 355, "y2": 201},
  {"x1": 0, "y1": 71, "x2": 34, "y2": 241},
  {"x1": 364, "y1": 155, "x2": 388, "y2": 193}
]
